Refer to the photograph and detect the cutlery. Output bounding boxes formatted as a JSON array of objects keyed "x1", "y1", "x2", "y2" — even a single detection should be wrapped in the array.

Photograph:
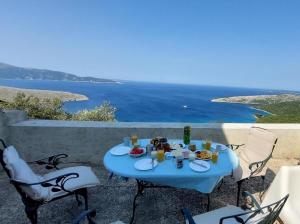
[{"x1": 192, "y1": 161, "x2": 207, "y2": 169}]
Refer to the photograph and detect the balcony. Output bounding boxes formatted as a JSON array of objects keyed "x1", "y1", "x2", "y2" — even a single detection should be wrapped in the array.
[{"x1": 0, "y1": 110, "x2": 299, "y2": 223}]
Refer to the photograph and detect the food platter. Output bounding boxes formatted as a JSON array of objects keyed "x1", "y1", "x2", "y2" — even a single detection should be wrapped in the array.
[
  {"x1": 129, "y1": 148, "x2": 146, "y2": 158},
  {"x1": 195, "y1": 150, "x2": 212, "y2": 160}
]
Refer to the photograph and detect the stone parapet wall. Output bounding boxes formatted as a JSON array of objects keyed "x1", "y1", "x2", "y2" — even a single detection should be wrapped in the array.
[{"x1": 7, "y1": 120, "x2": 300, "y2": 166}]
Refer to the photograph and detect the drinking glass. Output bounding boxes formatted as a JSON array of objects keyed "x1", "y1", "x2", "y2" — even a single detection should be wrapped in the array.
[
  {"x1": 123, "y1": 137, "x2": 130, "y2": 146},
  {"x1": 131, "y1": 135, "x2": 138, "y2": 145},
  {"x1": 205, "y1": 140, "x2": 212, "y2": 150},
  {"x1": 151, "y1": 151, "x2": 157, "y2": 159},
  {"x1": 211, "y1": 151, "x2": 219, "y2": 164},
  {"x1": 157, "y1": 149, "x2": 165, "y2": 162}
]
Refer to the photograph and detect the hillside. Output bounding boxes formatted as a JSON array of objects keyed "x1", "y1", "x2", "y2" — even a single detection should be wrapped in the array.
[
  {"x1": 0, "y1": 62, "x2": 116, "y2": 83},
  {"x1": 212, "y1": 94, "x2": 300, "y2": 123},
  {"x1": 0, "y1": 86, "x2": 88, "y2": 102},
  {"x1": 212, "y1": 94, "x2": 300, "y2": 104}
]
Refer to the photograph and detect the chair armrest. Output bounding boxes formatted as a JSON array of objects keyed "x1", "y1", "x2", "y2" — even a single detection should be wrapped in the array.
[
  {"x1": 220, "y1": 208, "x2": 263, "y2": 224},
  {"x1": 226, "y1": 144, "x2": 245, "y2": 151},
  {"x1": 241, "y1": 191, "x2": 261, "y2": 210},
  {"x1": 181, "y1": 208, "x2": 196, "y2": 224},
  {"x1": 0, "y1": 139, "x2": 7, "y2": 148},
  {"x1": 28, "y1": 153, "x2": 68, "y2": 170},
  {"x1": 248, "y1": 156, "x2": 270, "y2": 177},
  {"x1": 72, "y1": 209, "x2": 97, "y2": 224},
  {"x1": 11, "y1": 172, "x2": 79, "y2": 193}
]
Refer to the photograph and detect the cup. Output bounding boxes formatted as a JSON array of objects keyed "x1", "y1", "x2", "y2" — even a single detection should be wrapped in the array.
[
  {"x1": 131, "y1": 135, "x2": 138, "y2": 145},
  {"x1": 188, "y1": 144, "x2": 197, "y2": 152},
  {"x1": 182, "y1": 149, "x2": 190, "y2": 159},
  {"x1": 157, "y1": 149, "x2": 165, "y2": 162},
  {"x1": 205, "y1": 140, "x2": 212, "y2": 150},
  {"x1": 146, "y1": 144, "x2": 153, "y2": 156},
  {"x1": 188, "y1": 153, "x2": 196, "y2": 161},
  {"x1": 151, "y1": 151, "x2": 157, "y2": 159},
  {"x1": 123, "y1": 137, "x2": 130, "y2": 146},
  {"x1": 212, "y1": 151, "x2": 219, "y2": 164}
]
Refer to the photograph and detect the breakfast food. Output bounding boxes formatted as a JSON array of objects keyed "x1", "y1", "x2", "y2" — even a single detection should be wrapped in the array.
[
  {"x1": 151, "y1": 137, "x2": 171, "y2": 152},
  {"x1": 130, "y1": 148, "x2": 144, "y2": 155},
  {"x1": 195, "y1": 150, "x2": 212, "y2": 160}
]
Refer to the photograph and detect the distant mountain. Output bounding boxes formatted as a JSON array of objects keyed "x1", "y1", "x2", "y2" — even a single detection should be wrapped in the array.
[{"x1": 0, "y1": 62, "x2": 117, "y2": 83}]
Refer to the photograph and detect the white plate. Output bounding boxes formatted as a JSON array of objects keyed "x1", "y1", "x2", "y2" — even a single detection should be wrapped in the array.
[
  {"x1": 189, "y1": 160, "x2": 210, "y2": 172},
  {"x1": 110, "y1": 146, "x2": 131, "y2": 156},
  {"x1": 134, "y1": 158, "x2": 158, "y2": 171},
  {"x1": 212, "y1": 143, "x2": 227, "y2": 151}
]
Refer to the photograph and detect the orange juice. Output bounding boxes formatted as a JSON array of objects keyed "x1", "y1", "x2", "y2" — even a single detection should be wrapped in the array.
[
  {"x1": 131, "y1": 135, "x2": 138, "y2": 145},
  {"x1": 212, "y1": 151, "x2": 218, "y2": 163},
  {"x1": 157, "y1": 150, "x2": 165, "y2": 162},
  {"x1": 205, "y1": 141, "x2": 212, "y2": 150}
]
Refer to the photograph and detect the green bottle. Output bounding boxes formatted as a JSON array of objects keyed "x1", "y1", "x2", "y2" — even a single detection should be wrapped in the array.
[{"x1": 183, "y1": 126, "x2": 191, "y2": 145}]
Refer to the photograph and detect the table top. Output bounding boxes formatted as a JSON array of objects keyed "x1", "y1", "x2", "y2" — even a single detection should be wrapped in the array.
[{"x1": 103, "y1": 139, "x2": 238, "y2": 191}]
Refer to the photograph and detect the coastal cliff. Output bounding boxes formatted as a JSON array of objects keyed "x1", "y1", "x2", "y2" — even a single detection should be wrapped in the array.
[
  {"x1": 0, "y1": 86, "x2": 88, "y2": 102},
  {"x1": 212, "y1": 94, "x2": 300, "y2": 123},
  {"x1": 212, "y1": 94, "x2": 300, "y2": 105}
]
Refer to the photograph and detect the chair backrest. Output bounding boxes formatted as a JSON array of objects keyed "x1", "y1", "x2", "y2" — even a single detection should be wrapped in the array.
[
  {"x1": 0, "y1": 139, "x2": 11, "y2": 178},
  {"x1": 261, "y1": 166, "x2": 300, "y2": 223},
  {"x1": 240, "y1": 127, "x2": 277, "y2": 164},
  {"x1": 0, "y1": 139, "x2": 47, "y2": 201},
  {"x1": 221, "y1": 194, "x2": 289, "y2": 224}
]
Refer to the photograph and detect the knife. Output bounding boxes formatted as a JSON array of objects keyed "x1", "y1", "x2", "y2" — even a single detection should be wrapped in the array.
[{"x1": 192, "y1": 161, "x2": 207, "y2": 169}]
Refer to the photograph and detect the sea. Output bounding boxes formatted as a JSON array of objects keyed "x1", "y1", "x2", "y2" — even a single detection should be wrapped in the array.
[{"x1": 0, "y1": 79, "x2": 292, "y2": 123}]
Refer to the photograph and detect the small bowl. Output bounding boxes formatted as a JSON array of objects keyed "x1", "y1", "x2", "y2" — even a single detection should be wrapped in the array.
[{"x1": 129, "y1": 148, "x2": 146, "y2": 158}]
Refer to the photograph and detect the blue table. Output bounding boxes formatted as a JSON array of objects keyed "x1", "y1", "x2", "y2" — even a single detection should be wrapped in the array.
[{"x1": 103, "y1": 139, "x2": 239, "y2": 223}]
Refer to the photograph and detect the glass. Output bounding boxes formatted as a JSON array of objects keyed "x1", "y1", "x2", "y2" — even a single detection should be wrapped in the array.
[
  {"x1": 211, "y1": 151, "x2": 219, "y2": 164},
  {"x1": 123, "y1": 137, "x2": 130, "y2": 146},
  {"x1": 205, "y1": 140, "x2": 212, "y2": 150},
  {"x1": 157, "y1": 149, "x2": 165, "y2": 162},
  {"x1": 189, "y1": 153, "x2": 196, "y2": 161},
  {"x1": 151, "y1": 151, "x2": 157, "y2": 159},
  {"x1": 188, "y1": 144, "x2": 196, "y2": 152},
  {"x1": 131, "y1": 135, "x2": 138, "y2": 145}
]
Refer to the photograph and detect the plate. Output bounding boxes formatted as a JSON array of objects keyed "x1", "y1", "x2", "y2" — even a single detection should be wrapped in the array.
[
  {"x1": 129, "y1": 148, "x2": 146, "y2": 158},
  {"x1": 189, "y1": 160, "x2": 210, "y2": 172},
  {"x1": 134, "y1": 158, "x2": 158, "y2": 171},
  {"x1": 195, "y1": 150, "x2": 212, "y2": 160},
  {"x1": 212, "y1": 143, "x2": 227, "y2": 151},
  {"x1": 110, "y1": 146, "x2": 131, "y2": 156}
]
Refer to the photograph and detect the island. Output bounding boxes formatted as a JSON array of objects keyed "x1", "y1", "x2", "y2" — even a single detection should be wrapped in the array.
[
  {"x1": 0, "y1": 86, "x2": 88, "y2": 102},
  {"x1": 212, "y1": 94, "x2": 300, "y2": 123},
  {"x1": 0, "y1": 62, "x2": 117, "y2": 83}
]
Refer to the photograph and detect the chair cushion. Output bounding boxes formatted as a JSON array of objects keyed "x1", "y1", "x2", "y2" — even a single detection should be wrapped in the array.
[
  {"x1": 4, "y1": 146, "x2": 49, "y2": 200},
  {"x1": 3, "y1": 146, "x2": 20, "y2": 179},
  {"x1": 43, "y1": 166, "x2": 100, "y2": 201},
  {"x1": 186, "y1": 205, "x2": 267, "y2": 224}
]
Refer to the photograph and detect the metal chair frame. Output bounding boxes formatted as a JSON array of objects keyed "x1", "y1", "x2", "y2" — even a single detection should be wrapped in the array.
[
  {"x1": 0, "y1": 139, "x2": 90, "y2": 224},
  {"x1": 182, "y1": 192, "x2": 289, "y2": 224},
  {"x1": 227, "y1": 127, "x2": 278, "y2": 205}
]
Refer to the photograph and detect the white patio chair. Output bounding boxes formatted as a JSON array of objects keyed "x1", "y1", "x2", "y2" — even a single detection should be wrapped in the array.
[
  {"x1": 261, "y1": 166, "x2": 300, "y2": 224},
  {"x1": 228, "y1": 127, "x2": 278, "y2": 205},
  {"x1": 0, "y1": 139, "x2": 100, "y2": 224},
  {"x1": 182, "y1": 165, "x2": 289, "y2": 224}
]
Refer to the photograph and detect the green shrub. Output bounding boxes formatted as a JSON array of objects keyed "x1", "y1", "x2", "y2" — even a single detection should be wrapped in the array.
[
  {"x1": 0, "y1": 92, "x2": 116, "y2": 121},
  {"x1": 72, "y1": 101, "x2": 116, "y2": 121},
  {"x1": 0, "y1": 92, "x2": 69, "y2": 120}
]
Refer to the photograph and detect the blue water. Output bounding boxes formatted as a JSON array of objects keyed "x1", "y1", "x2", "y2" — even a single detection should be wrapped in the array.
[{"x1": 0, "y1": 79, "x2": 289, "y2": 123}]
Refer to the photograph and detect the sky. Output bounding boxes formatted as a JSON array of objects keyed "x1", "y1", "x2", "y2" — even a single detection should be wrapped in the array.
[{"x1": 0, "y1": 0, "x2": 300, "y2": 90}]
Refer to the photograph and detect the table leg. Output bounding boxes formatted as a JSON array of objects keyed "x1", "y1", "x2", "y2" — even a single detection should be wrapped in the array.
[
  {"x1": 206, "y1": 193, "x2": 210, "y2": 212},
  {"x1": 129, "y1": 180, "x2": 145, "y2": 224}
]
